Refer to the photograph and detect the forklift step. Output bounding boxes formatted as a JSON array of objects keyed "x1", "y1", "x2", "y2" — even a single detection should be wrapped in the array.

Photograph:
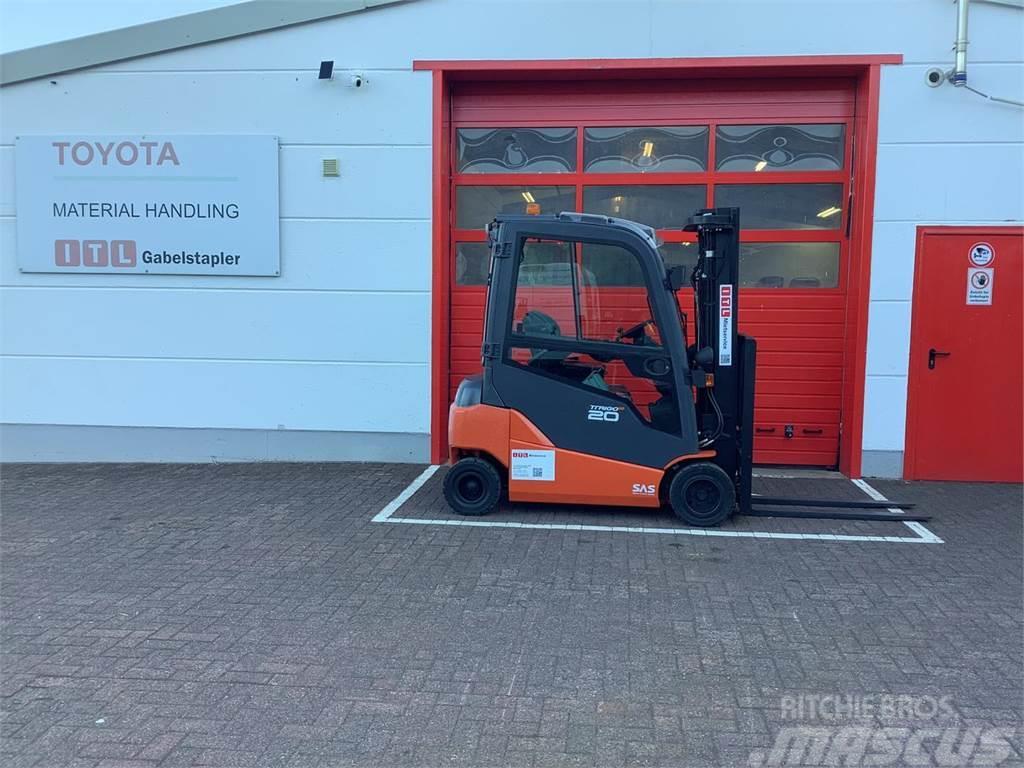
[
  {"x1": 752, "y1": 496, "x2": 915, "y2": 510},
  {"x1": 745, "y1": 506, "x2": 932, "y2": 523}
]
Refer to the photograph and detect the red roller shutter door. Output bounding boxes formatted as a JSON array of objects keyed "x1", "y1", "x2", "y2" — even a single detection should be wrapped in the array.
[{"x1": 449, "y1": 78, "x2": 856, "y2": 467}]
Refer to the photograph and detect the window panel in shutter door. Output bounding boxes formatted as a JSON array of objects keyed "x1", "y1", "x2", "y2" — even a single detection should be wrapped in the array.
[
  {"x1": 457, "y1": 128, "x2": 577, "y2": 173},
  {"x1": 716, "y1": 124, "x2": 846, "y2": 172},
  {"x1": 584, "y1": 126, "x2": 709, "y2": 172}
]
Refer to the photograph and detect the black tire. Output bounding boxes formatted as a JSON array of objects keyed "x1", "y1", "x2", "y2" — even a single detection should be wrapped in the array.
[
  {"x1": 668, "y1": 462, "x2": 736, "y2": 527},
  {"x1": 443, "y1": 458, "x2": 502, "y2": 516}
]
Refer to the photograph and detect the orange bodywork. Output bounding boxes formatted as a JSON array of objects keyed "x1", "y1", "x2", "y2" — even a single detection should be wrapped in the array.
[{"x1": 449, "y1": 403, "x2": 714, "y2": 509}]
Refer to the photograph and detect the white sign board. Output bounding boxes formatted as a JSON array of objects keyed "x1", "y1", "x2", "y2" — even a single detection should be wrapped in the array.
[
  {"x1": 966, "y1": 268, "x2": 993, "y2": 305},
  {"x1": 14, "y1": 135, "x2": 280, "y2": 275},
  {"x1": 511, "y1": 449, "x2": 556, "y2": 481}
]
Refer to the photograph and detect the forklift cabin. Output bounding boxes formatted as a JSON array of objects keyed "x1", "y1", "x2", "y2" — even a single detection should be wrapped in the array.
[{"x1": 444, "y1": 208, "x2": 922, "y2": 526}]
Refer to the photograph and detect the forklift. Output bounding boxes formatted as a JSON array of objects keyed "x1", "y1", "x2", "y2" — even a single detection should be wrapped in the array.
[{"x1": 443, "y1": 208, "x2": 924, "y2": 527}]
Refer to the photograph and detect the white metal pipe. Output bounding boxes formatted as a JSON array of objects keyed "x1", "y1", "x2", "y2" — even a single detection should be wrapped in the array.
[{"x1": 952, "y1": 0, "x2": 970, "y2": 86}]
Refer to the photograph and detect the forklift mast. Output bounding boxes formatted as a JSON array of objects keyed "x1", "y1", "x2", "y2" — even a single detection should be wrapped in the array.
[{"x1": 683, "y1": 208, "x2": 756, "y2": 515}]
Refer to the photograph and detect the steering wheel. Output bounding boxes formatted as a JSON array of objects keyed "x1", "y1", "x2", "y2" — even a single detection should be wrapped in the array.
[{"x1": 615, "y1": 319, "x2": 653, "y2": 343}]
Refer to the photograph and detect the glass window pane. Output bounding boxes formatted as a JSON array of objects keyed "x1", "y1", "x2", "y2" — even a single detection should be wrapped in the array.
[
  {"x1": 716, "y1": 124, "x2": 846, "y2": 171},
  {"x1": 511, "y1": 239, "x2": 575, "y2": 336},
  {"x1": 456, "y1": 186, "x2": 576, "y2": 229},
  {"x1": 457, "y1": 128, "x2": 577, "y2": 173},
  {"x1": 584, "y1": 126, "x2": 708, "y2": 172},
  {"x1": 579, "y1": 244, "x2": 662, "y2": 347},
  {"x1": 454, "y1": 243, "x2": 490, "y2": 286},
  {"x1": 740, "y1": 243, "x2": 840, "y2": 288},
  {"x1": 579, "y1": 242, "x2": 645, "y2": 288},
  {"x1": 714, "y1": 184, "x2": 843, "y2": 230},
  {"x1": 583, "y1": 185, "x2": 706, "y2": 230},
  {"x1": 658, "y1": 242, "x2": 699, "y2": 276}
]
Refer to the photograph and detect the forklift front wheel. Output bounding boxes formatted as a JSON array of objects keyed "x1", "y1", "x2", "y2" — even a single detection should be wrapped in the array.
[
  {"x1": 443, "y1": 457, "x2": 502, "y2": 516},
  {"x1": 668, "y1": 462, "x2": 736, "y2": 527}
]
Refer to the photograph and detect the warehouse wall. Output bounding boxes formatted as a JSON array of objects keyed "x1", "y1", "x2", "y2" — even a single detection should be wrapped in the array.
[
  {"x1": 867, "y1": 56, "x2": 1024, "y2": 475},
  {"x1": 1, "y1": 0, "x2": 1021, "y2": 468}
]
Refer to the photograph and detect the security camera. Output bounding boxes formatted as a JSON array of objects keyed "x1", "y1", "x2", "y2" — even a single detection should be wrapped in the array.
[
  {"x1": 925, "y1": 68, "x2": 946, "y2": 88},
  {"x1": 347, "y1": 73, "x2": 366, "y2": 89}
]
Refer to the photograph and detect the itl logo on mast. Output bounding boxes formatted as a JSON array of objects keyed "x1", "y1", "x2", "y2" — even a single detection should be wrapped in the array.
[{"x1": 718, "y1": 284, "x2": 734, "y2": 366}]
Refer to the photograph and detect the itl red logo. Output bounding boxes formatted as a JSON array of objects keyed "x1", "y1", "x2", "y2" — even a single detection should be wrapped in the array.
[
  {"x1": 720, "y1": 284, "x2": 733, "y2": 317},
  {"x1": 55, "y1": 240, "x2": 137, "y2": 268}
]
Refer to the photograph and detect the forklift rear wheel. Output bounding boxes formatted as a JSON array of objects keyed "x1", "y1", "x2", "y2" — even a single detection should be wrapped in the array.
[
  {"x1": 444, "y1": 458, "x2": 502, "y2": 516},
  {"x1": 668, "y1": 462, "x2": 736, "y2": 527}
]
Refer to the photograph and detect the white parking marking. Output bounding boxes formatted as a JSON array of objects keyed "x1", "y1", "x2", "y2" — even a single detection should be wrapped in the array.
[
  {"x1": 372, "y1": 465, "x2": 944, "y2": 544},
  {"x1": 371, "y1": 464, "x2": 439, "y2": 522},
  {"x1": 851, "y1": 478, "x2": 944, "y2": 544}
]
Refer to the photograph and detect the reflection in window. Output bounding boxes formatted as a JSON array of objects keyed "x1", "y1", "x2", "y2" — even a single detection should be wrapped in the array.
[
  {"x1": 659, "y1": 242, "x2": 699, "y2": 279},
  {"x1": 716, "y1": 124, "x2": 845, "y2": 171},
  {"x1": 457, "y1": 128, "x2": 577, "y2": 173},
  {"x1": 580, "y1": 242, "x2": 644, "y2": 287},
  {"x1": 579, "y1": 244, "x2": 662, "y2": 346},
  {"x1": 714, "y1": 184, "x2": 844, "y2": 230},
  {"x1": 584, "y1": 126, "x2": 709, "y2": 172},
  {"x1": 510, "y1": 240, "x2": 576, "y2": 337},
  {"x1": 456, "y1": 186, "x2": 576, "y2": 229},
  {"x1": 454, "y1": 243, "x2": 490, "y2": 286},
  {"x1": 740, "y1": 243, "x2": 840, "y2": 288},
  {"x1": 519, "y1": 240, "x2": 576, "y2": 286},
  {"x1": 583, "y1": 185, "x2": 706, "y2": 230}
]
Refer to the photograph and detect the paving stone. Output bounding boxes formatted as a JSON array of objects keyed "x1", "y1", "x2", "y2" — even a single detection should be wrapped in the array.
[{"x1": 0, "y1": 463, "x2": 1020, "y2": 767}]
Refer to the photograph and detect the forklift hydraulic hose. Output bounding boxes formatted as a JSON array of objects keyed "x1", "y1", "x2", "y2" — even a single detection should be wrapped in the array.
[{"x1": 700, "y1": 388, "x2": 725, "y2": 448}]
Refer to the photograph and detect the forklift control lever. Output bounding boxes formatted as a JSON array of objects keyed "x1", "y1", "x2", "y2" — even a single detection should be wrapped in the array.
[{"x1": 615, "y1": 319, "x2": 653, "y2": 343}]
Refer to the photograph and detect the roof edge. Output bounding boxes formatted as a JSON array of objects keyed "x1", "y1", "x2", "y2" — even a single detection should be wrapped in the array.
[
  {"x1": 0, "y1": 0, "x2": 408, "y2": 86},
  {"x1": 413, "y1": 54, "x2": 904, "y2": 74}
]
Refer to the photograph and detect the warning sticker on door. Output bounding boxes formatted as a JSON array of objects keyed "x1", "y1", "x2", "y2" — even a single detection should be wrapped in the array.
[
  {"x1": 966, "y1": 268, "x2": 993, "y2": 305},
  {"x1": 968, "y1": 242, "x2": 995, "y2": 267},
  {"x1": 718, "y1": 284, "x2": 733, "y2": 366},
  {"x1": 511, "y1": 449, "x2": 555, "y2": 482}
]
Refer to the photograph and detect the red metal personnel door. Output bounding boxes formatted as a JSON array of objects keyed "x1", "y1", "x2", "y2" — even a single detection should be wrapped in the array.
[{"x1": 905, "y1": 227, "x2": 1024, "y2": 482}]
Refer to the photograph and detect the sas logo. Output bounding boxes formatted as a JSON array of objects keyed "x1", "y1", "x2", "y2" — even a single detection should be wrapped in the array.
[
  {"x1": 631, "y1": 483, "x2": 656, "y2": 496},
  {"x1": 588, "y1": 405, "x2": 624, "y2": 422}
]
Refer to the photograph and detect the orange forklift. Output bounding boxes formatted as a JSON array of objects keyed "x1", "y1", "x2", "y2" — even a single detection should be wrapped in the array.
[{"x1": 443, "y1": 208, "x2": 923, "y2": 527}]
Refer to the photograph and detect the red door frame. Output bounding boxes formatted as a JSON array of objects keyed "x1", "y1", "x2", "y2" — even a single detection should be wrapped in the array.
[
  {"x1": 904, "y1": 225, "x2": 1024, "y2": 480},
  {"x1": 415, "y1": 55, "x2": 902, "y2": 476}
]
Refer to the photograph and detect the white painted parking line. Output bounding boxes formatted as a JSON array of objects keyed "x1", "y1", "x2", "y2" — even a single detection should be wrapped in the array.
[
  {"x1": 372, "y1": 465, "x2": 944, "y2": 545},
  {"x1": 371, "y1": 464, "x2": 439, "y2": 523},
  {"x1": 851, "y1": 478, "x2": 944, "y2": 544}
]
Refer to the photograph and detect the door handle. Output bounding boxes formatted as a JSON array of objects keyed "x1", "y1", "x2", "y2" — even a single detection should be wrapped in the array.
[{"x1": 928, "y1": 348, "x2": 951, "y2": 369}]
